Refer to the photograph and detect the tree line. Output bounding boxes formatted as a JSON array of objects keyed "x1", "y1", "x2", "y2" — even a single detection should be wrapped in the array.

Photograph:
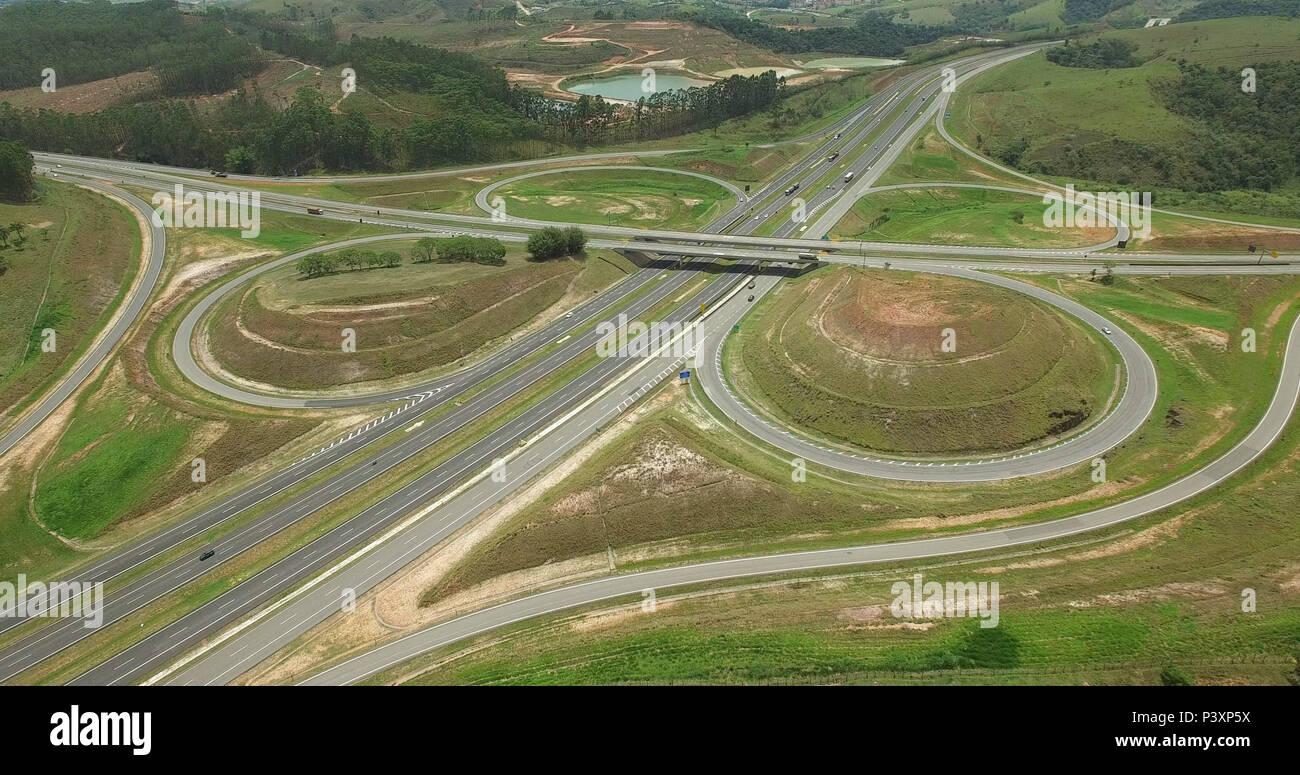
[
  {"x1": 1045, "y1": 39, "x2": 1143, "y2": 69},
  {"x1": 295, "y1": 234, "x2": 518, "y2": 278},
  {"x1": 513, "y1": 70, "x2": 785, "y2": 145},
  {"x1": 412, "y1": 236, "x2": 508, "y2": 266},
  {"x1": 672, "y1": 6, "x2": 945, "y2": 57},
  {"x1": 986, "y1": 59, "x2": 1300, "y2": 193},
  {"x1": 0, "y1": 0, "x2": 264, "y2": 96},
  {"x1": 1161, "y1": 60, "x2": 1300, "y2": 192},
  {"x1": 0, "y1": 140, "x2": 35, "y2": 202},
  {"x1": 1177, "y1": 0, "x2": 1300, "y2": 22}
]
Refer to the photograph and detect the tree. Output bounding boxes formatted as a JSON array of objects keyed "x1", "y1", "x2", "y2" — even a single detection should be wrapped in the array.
[
  {"x1": 379, "y1": 251, "x2": 402, "y2": 268},
  {"x1": 562, "y1": 226, "x2": 587, "y2": 255},
  {"x1": 295, "y1": 253, "x2": 337, "y2": 277},
  {"x1": 0, "y1": 140, "x2": 36, "y2": 202},
  {"x1": 411, "y1": 237, "x2": 436, "y2": 263},
  {"x1": 471, "y1": 237, "x2": 506, "y2": 266},
  {"x1": 339, "y1": 249, "x2": 362, "y2": 271},
  {"x1": 224, "y1": 146, "x2": 257, "y2": 174},
  {"x1": 526, "y1": 227, "x2": 568, "y2": 261},
  {"x1": 0, "y1": 253, "x2": 9, "y2": 275}
]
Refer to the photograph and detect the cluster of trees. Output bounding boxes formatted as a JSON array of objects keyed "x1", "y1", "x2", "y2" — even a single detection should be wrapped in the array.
[
  {"x1": 297, "y1": 235, "x2": 513, "y2": 277},
  {"x1": 1061, "y1": 0, "x2": 1127, "y2": 25},
  {"x1": 673, "y1": 7, "x2": 944, "y2": 57},
  {"x1": 412, "y1": 236, "x2": 507, "y2": 266},
  {"x1": 952, "y1": 0, "x2": 1025, "y2": 35},
  {"x1": 295, "y1": 248, "x2": 402, "y2": 277},
  {"x1": 990, "y1": 59, "x2": 1299, "y2": 193},
  {"x1": 0, "y1": 0, "x2": 933, "y2": 174},
  {"x1": 0, "y1": 0, "x2": 264, "y2": 97},
  {"x1": 0, "y1": 3, "x2": 537, "y2": 174},
  {"x1": 1161, "y1": 60, "x2": 1300, "y2": 192},
  {"x1": 0, "y1": 139, "x2": 35, "y2": 202},
  {"x1": 1045, "y1": 39, "x2": 1143, "y2": 69},
  {"x1": 1176, "y1": 0, "x2": 1299, "y2": 22},
  {"x1": 526, "y1": 227, "x2": 587, "y2": 261},
  {"x1": 513, "y1": 70, "x2": 785, "y2": 145}
]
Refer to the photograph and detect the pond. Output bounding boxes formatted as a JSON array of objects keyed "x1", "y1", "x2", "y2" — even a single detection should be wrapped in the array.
[{"x1": 565, "y1": 72, "x2": 711, "y2": 102}]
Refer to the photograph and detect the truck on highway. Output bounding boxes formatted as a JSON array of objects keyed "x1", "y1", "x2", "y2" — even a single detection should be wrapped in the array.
[
  {"x1": 826, "y1": 152, "x2": 839, "y2": 162},
  {"x1": 784, "y1": 183, "x2": 801, "y2": 196},
  {"x1": 797, "y1": 252, "x2": 816, "y2": 261},
  {"x1": 843, "y1": 172, "x2": 855, "y2": 182},
  {"x1": 306, "y1": 207, "x2": 323, "y2": 215}
]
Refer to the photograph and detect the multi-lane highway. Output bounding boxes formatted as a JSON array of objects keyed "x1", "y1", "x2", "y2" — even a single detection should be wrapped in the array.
[
  {"x1": 166, "y1": 52, "x2": 1297, "y2": 685},
  {"x1": 4, "y1": 41, "x2": 1297, "y2": 686},
  {"x1": 300, "y1": 301, "x2": 1300, "y2": 684},
  {"x1": 2, "y1": 40, "x2": 971, "y2": 680}
]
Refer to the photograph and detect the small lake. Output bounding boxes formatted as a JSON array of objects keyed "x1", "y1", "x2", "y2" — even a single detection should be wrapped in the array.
[{"x1": 565, "y1": 72, "x2": 711, "y2": 102}]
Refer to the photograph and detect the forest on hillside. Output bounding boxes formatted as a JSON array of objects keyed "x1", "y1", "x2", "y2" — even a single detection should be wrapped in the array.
[{"x1": 0, "y1": 1, "x2": 784, "y2": 173}]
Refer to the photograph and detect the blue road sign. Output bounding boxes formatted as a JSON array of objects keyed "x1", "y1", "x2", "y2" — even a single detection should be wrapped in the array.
[{"x1": 679, "y1": 371, "x2": 691, "y2": 380}]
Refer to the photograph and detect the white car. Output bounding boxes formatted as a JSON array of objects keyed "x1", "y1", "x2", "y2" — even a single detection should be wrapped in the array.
[{"x1": 1101, "y1": 327, "x2": 1113, "y2": 335}]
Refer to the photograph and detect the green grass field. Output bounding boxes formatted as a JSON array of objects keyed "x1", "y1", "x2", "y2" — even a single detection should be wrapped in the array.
[
  {"x1": 831, "y1": 186, "x2": 1112, "y2": 247},
  {"x1": 0, "y1": 180, "x2": 138, "y2": 423},
  {"x1": 876, "y1": 127, "x2": 1031, "y2": 187},
  {"x1": 205, "y1": 243, "x2": 636, "y2": 391},
  {"x1": 947, "y1": 17, "x2": 1300, "y2": 192},
  {"x1": 733, "y1": 267, "x2": 1120, "y2": 456},
  {"x1": 491, "y1": 169, "x2": 734, "y2": 229}
]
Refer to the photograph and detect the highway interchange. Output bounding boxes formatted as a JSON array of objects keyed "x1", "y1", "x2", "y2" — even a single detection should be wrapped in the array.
[{"x1": 3, "y1": 42, "x2": 1300, "y2": 685}]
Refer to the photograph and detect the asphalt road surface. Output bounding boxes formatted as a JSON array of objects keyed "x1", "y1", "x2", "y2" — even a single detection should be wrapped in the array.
[
  {"x1": 41, "y1": 49, "x2": 998, "y2": 684},
  {"x1": 5, "y1": 42, "x2": 1294, "y2": 686},
  {"x1": 297, "y1": 305, "x2": 1300, "y2": 685},
  {"x1": 697, "y1": 263, "x2": 1157, "y2": 482},
  {"x1": 0, "y1": 182, "x2": 164, "y2": 458}
]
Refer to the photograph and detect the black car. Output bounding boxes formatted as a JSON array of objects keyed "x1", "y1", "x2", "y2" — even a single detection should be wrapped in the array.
[
  {"x1": 199, "y1": 550, "x2": 215, "y2": 561},
  {"x1": 747, "y1": 295, "x2": 755, "y2": 302}
]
